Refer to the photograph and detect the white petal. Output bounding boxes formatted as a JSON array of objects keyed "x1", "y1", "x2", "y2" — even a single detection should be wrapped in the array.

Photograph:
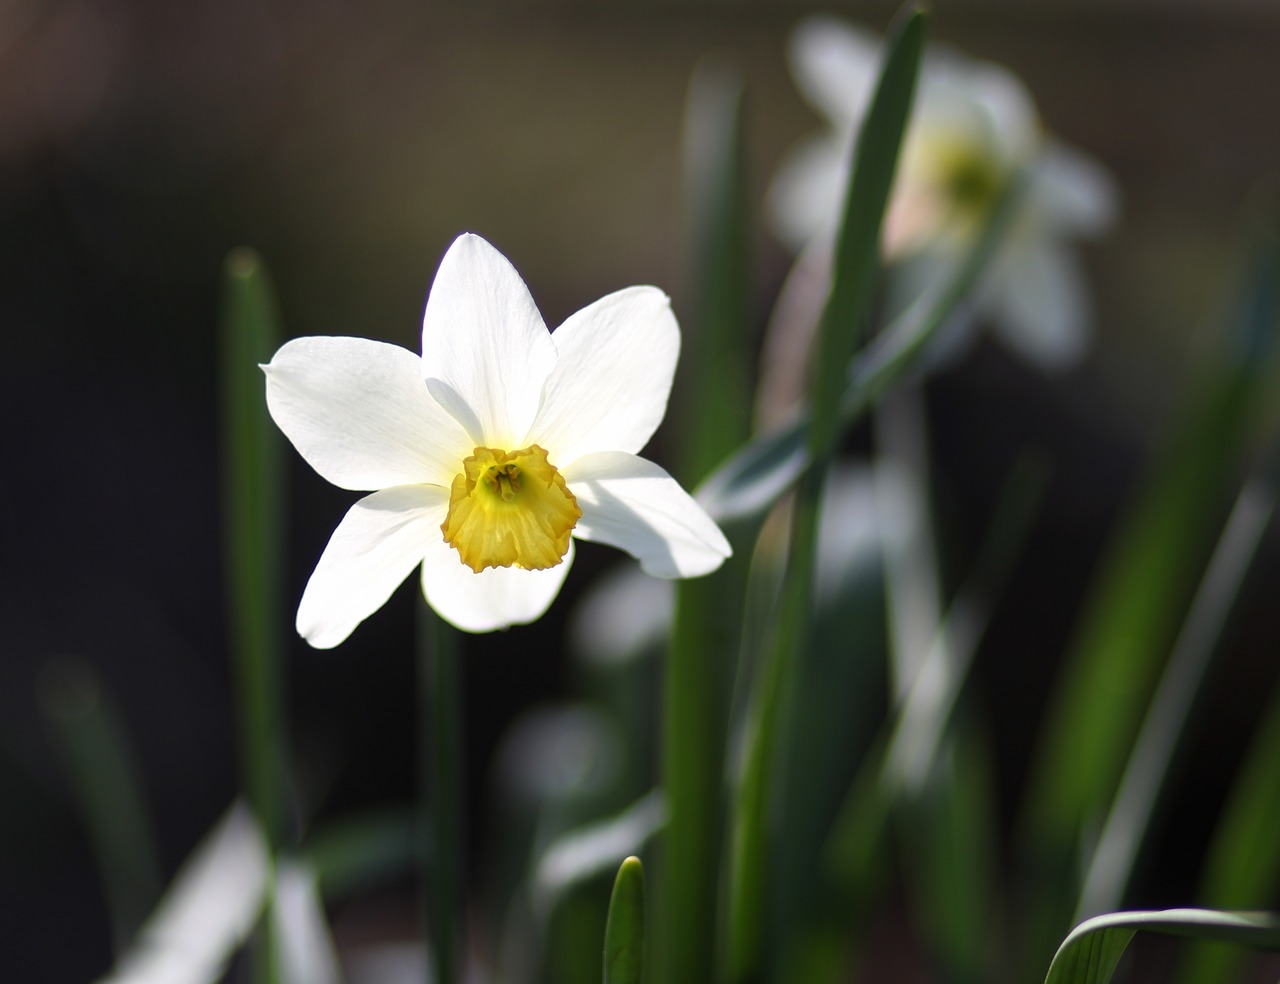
[
  {"x1": 421, "y1": 233, "x2": 556, "y2": 448},
  {"x1": 790, "y1": 16, "x2": 881, "y2": 131},
  {"x1": 564, "y1": 451, "x2": 731, "y2": 578},
  {"x1": 526, "y1": 286, "x2": 678, "y2": 466},
  {"x1": 297, "y1": 486, "x2": 449, "y2": 649},
  {"x1": 569, "y1": 564, "x2": 675, "y2": 664},
  {"x1": 1031, "y1": 140, "x2": 1120, "y2": 237},
  {"x1": 421, "y1": 537, "x2": 574, "y2": 633},
  {"x1": 767, "y1": 134, "x2": 848, "y2": 250},
  {"x1": 987, "y1": 242, "x2": 1090, "y2": 370},
  {"x1": 264, "y1": 336, "x2": 469, "y2": 491}
]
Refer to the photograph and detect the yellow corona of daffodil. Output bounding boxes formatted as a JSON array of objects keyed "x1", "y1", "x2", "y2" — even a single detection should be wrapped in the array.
[{"x1": 264, "y1": 233, "x2": 731, "y2": 645}]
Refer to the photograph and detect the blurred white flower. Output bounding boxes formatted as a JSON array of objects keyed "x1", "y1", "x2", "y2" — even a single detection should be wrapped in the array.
[
  {"x1": 769, "y1": 16, "x2": 1118, "y2": 370},
  {"x1": 264, "y1": 233, "x2": 730, "y2": 645}
]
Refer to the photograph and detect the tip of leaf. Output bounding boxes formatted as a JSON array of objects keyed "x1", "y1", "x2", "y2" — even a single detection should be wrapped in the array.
[
  {"x1": 890, "y1": 4, "x2": 929, "y2": 39},
  {"x1": 224, "y1": 246, "x2": 263, "y2": 281}
]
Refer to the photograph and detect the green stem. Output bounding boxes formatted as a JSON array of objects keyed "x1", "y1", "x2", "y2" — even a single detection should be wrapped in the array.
[
  {"x1": 220, "y1": 249, "x2": 288, "y2": 984},
  {"x1": 418, "y1": 603, "x2": 464, "y2": 984},
  {"x1": 220, "y1": 249, "x2": 288, "y2": 853}
]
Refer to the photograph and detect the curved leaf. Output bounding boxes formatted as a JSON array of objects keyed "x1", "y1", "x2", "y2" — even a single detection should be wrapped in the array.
[{"x1": 1044, "y1": 908, "x2": 1280, "y2": 984}]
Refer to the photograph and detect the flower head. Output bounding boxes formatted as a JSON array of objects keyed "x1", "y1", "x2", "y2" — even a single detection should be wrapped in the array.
[
  {"x1": 769, "y1": 16, "x2": 1118, "y2": 369},
  {"x1": 264, "y1": 233, "x2": 731, "y2": 646}
]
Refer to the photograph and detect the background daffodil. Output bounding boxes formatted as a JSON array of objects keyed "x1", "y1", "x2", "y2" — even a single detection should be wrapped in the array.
[
  {"x1": 769, "y1": 15, "x2": 1118, "y2": 370},
  {"x1": 264, "y1": 233, "x2": 731, "y2": 645}
]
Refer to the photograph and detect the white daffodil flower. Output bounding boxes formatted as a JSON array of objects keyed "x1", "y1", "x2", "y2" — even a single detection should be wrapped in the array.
[
  {"x1": 768, "y1": 16, "x2": 1118, "y2": 370},
  {"x1": 264, "y1": 233, "x2": 731, "y2": 645}
]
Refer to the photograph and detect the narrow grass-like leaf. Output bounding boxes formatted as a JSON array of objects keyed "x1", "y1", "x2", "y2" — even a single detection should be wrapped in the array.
[
  {"x1": 1178, "y1": 601, "x2": 1280, "y2": 983},
  {"x1": 1019, "y1": 224, "x2": 1280, "y2": 971},
  {"x1": 219, "y1": 248, "x2": 288, "y2": 851},
  {"x1": 809, "y1": 456, "x2": 1046, "y2": 979},
  {"x1": 770, "y1": 465, "x2": 888, "y2": 978},
  {"x1": 677, "y1": 57, "x2": 752, "y2": 486},
  {"x1": 876, "y1": 412, "x2": 1044, "y2": 984},
  {"x1": 418, "y1": 603, "x2": 464, "y2": 984},
  {"x1": 883, "y1": 453, "x2": 1049, "y2": 796},
  {"x1": 604, "y1": 857, "x2": 646, "y2": 984},
  {"x1": 724, "y1": 11, "x2": 925, "y2": 980},
  {"x1": 805, "y1": 5, "x2": 924, "y2": 459},
  {"x1": 696, "y1": 168, "x2": 1026, "y2": 527},
  {"x1": 660, "y1": 59, "x2": 752, "y2": 984},
  {"x1": 39, "y1": 657, "x2": 163, "y2": 953},
  {"x1": 1043, "y1": 908, "x2": 1280, "y2": 984},
  {"x1": 1176, "y1": 235, "x2": 1280, "y2": 984},
  {"x1": 1077, "y1": 469, "x2": 1278, "y2": 919},
  {"x1": 900, "y1": 723, "x2": 999, "y2": 984}
]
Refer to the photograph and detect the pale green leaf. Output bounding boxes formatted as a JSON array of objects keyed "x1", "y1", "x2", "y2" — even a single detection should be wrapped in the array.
[
  {"x1": 604, "y1": 856, "x2": 646, "y2": 984},
  {"x1": 1044, "y1": 908, "x2": 1280, "y2": 984}
]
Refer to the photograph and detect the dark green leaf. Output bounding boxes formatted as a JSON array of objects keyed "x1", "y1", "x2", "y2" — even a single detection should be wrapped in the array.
[
  {"x1": 659, "y1": 58, "x2": 753, "y2": 984},
  {"x1": 219, "y1": 248, "x2": 289, "y2": 850},
  {"x1": 38, "y1": 657, "x2": 162, "y2": 952},
  {"x1": 724, "y1": 10, "x2": 926, "y2": 981}
]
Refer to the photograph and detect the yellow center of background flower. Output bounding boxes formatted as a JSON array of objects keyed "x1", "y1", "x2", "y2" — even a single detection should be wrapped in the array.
[
  {"x1": 887, "y1": 127, "x2": 1008, "y2": 256},
  {"x1": 441, "y1": 445, "x2": 581, "y2": 573}
]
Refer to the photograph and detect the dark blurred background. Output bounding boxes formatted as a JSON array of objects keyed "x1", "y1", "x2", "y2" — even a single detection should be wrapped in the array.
[{"x1": 4, "y1": 1, "x2": 1280, "y2": 980}]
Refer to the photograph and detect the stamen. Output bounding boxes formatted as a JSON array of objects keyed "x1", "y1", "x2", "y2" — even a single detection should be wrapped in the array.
[{"x1": 496, "y1": 468, "x2": 518, "y2": 502}]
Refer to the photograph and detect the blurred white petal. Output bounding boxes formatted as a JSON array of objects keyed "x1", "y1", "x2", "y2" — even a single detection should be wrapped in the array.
[
  {"x1": 532, "y1": 790, "x2": 666, "y2": 915},
  {"x1": 988, "y1": 241, "x2": 1092, "y2": 370},
  {"x1": 493, "y1": 705, "x2": 623, "y2": 803},
  {"x1": 1032, "y1": 139, "x2": 1121, "y2": 236},
  {"x1": 344, "y1": 944, "x2": 429, "y2": 984},
  {"x1": 789, "y1": 15, "x2": 881, "y2": 130},
  {"x1": 97, "y1": 804, "x2": 268, "y2": 984},
  {"x1": 275, "y1": 861, "x2": 343, "y2": 984},
  {"x1": 569, "y1": 564, "x2": 675, "y2": 665}
]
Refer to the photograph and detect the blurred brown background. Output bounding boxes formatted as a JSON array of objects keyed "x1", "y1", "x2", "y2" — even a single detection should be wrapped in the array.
[{"x1": 3, "y1": 1, "x2": 1280, "y2": 979}]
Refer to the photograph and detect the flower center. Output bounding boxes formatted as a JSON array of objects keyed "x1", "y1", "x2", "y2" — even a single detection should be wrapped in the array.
[
  {"x1": 938, "y1": 141, "x2": 1003, "y2": 214},
  {"x1": 441, "y1": 445, "x2": 581, "y2": 574}
]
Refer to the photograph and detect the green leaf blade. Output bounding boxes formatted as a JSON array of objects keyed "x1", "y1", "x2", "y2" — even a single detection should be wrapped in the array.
[
  {"x1": 219, "y1": 248, "x2": 289, "y2": 851},
  {"x1": 723, "y1": 9, "x2": 926, "y2": 982},
  {"x1": 658, "y1": 57, "x2": 753, "y2": 984},
  {"x1": 604, "y1": 856, "x2": 646, "y2": 984},
  {"x1": 806, "y1": 5, "x2": 925, "y2": 458}
]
